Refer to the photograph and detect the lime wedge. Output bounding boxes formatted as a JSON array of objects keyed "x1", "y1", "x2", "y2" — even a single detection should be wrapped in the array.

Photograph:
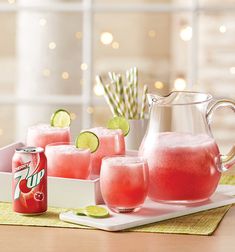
[
  {"x1": 50, "y1": 109, "x2": 71, "y2": 128},
  {"x1": 76, "y1": 208, "x2": 86, "y2": 216},
  {"x1": 107, "y1": 116, "x2": 130, "y2": 136},
  {"x1": 85, "y1": 205, "x2": 109, "y2": 218},
  {"x1": 75, "y1": 131, "x2": 99, "y2": 153}
]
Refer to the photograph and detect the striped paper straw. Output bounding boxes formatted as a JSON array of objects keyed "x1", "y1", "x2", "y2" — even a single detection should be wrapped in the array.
[
  {"x1": 124, "y1": 86, "x2": 133, "y2": 119},
  {"x1": 126, "y1": 68, "x2": 134, "y2": 85},
  {"x1": 117, "y1": 75, "x2": 126, "y2": 116},
  {"x1": 96, "y1": 75, "x2": 116, "y2": 115},
  {"x1": 133, "y1": 67, "x2": 138, "y2": 117},
  {"x1": 112, "y1": 72, "x2": 116, "y2": 82},
  {"x1": 116, "y1": 75, "x2": 122, "y2": 97},
  {"x1": 108, "y1": 72, "x2": 117, "y2": 82},
  {"x1": 113, "y1": 91, "x2": 125, "y2": 116},
  {"x1": 114, "y1": 77, "x2": 119, "y2": 98},
  {"x1": 109, "y1": 72, "x2": 120, "y2": 103},
  {"x1": 129, "y1": 82, "x2": 138, "y2": 118},
  {"x1": 105, "y1": 84, "x2": 124, "y2": 116},
  {"x1": 126, "y1": 68, "x2": 138, "y2": 118},
  {"x1": 108, "y1": 72, "x2": 114, "y2": 82},
  {"x1": 102, "y1": 83, "x2": 118, "y2": 116},
  {"x1": 109, "y1": 74, "x2": 125, "y2": 116},
  {"x1": 108, "y1": 72, "x2": 127, "y2": 117},
  {"x1": 127, "y1": 83, "x2": 136, "y2": 119},
  {"x1": 140, "y1": 85, "x2": 148, "y2": 119},
  {"x1": 95, "y1": 75, "x2": 103, "y2": 85}
]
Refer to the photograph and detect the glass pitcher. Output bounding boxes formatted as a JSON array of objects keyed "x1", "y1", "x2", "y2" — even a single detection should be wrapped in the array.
[{"x1": 139, "y1": 91, "x2": 235, "y2": 203}]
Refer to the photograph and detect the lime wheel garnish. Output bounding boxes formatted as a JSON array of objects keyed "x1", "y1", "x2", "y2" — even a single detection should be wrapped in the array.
[
  {"x1": 107, "y1": 116, "x2": 130, "y2": 136},
  {"x1": 75, "y1": 131, "x2": 99, "y2": 153},
  {"x1": 50, "y1": 109, "x2": 71, "y2": 128}
]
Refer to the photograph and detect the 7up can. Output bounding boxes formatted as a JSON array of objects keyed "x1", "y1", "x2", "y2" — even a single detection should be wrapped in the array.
[{"x1": 12, "y1": 147, "x2": 47, "y2": 215}]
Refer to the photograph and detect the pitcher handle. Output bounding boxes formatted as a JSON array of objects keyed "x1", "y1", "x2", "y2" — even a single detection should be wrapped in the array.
[{"x1": 206, "y1": 99, "x2": 235, "y2": 170}]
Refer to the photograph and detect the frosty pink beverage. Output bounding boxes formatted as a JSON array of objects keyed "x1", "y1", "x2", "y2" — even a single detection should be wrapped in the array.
[
  {"x1": 139, "y1": 132, "x2": 221, "y2": 203},
  {"x1": 88, "y1": 127, "x2": 125, "y2": 175},
  {"x1": 26, "y1": 124, "x2": 71, "y2": 149},
  {"x1": 100, "y1": 156, "x2": 149, "y2": 213},
  {"x1": 45, "y1": 143, "x2": 91, "y2": 179}
]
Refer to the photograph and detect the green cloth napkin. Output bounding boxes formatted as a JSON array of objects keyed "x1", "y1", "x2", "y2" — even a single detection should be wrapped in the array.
[{"x1": 0, "y1": 174, "x2": 234, "y2": 235}]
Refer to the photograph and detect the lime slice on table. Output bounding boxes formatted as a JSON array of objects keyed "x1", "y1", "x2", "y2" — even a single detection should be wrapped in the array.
[
  {"x1": 75, "y1": 131, "x2": 99, "y2": 153},
  {"x1": 107, "y1": 116, "x2": 130, "y2": 136},
  {"x1": 76, "y1": 208, "x2": 86, "y2": 216},
  {"x1": 84, "y1": 206, "x2": 109, "y2": 218},
  {"x1": 50, "y1": 109, "x2": 71, "y2": 128}
]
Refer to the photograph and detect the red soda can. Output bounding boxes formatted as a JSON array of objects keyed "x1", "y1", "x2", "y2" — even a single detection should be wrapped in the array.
[{"x1": 12, "y1": 147, "x2": 47, "y2": 215}]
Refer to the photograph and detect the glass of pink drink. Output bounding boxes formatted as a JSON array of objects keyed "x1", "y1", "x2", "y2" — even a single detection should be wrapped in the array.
[
  {"x1": 100, "y1": 156, "x2": 149, "y2": 213},
  {"x1": 45, "y1": 143, "x2": 91, "y2": 179},
  {"x1": 26, "y1": 124, "x2": 71, "y2": 149},
  {"x1": 87, "y1": 127, "x2": 125, "y2": 176}
]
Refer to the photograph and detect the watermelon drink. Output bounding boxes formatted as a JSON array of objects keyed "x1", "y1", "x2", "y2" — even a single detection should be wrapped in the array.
[
  {"x1": 87, "y1": 127, "x2": 125, "y2": 175},
  {"x1": 100, "y1": 156, "x2": 149, "y2": 213},
  {"x1": 139, "y1": 132, "x2": 221, "y2": 203},
  {"x1": 45, "y1": 143, "x2": 91, "y2": 179},
  {"x1": 27, "y1": 124, "x2": 71, "y2": 149}
]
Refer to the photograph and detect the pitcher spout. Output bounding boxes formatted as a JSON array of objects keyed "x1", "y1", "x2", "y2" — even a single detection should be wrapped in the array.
[
  {"x1": 147, "y1": 92, "x2": 175, "y2": 106},
  {"x1": 147, "y1": 91, "x2": 212, "y2": 106},
  {"x1": 147, "y1": 93, "x2": 164, "y2": 106}
]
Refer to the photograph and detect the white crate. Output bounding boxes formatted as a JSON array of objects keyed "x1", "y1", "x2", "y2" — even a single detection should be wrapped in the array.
[{"x1": 0, "y1": 142, "x2": 103, "y2": 208}]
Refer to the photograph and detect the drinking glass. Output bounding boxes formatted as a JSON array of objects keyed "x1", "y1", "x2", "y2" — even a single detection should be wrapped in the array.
[
  {"x1": 27, "y1": 124, "x2": 71, "y2": 149},
  {"x1": 45, "y1": 142, "x2": 91, "y2": 179},
  {"x1": 86, "y1": 127, "x2": 125, "y2": 176},
  {"x1": 100, "y1": 156, "x2": 149, "y2": 213}
]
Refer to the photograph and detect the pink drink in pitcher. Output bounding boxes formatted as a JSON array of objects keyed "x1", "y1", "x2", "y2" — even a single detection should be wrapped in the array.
[
  {"x1": 26, "y1": 124, "x2": 71, "y2": 149},
  {"x1": 88, "y1": 127, "x2": 125, "y2": 175},
  {"x1": 45, "y1": 143, "x2": 91, "y2": 179},
  {"x1": 100, "y1": 156, "x2": 149, "y2": 213},
  {"x1": 139, "y1": 132, "x2": 221, "y2": 202},
  {"x1": 140, "y1": 91, "x2": 235, "y2": 203}
]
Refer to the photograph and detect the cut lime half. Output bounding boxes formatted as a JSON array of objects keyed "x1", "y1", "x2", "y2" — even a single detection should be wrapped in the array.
[
  {"x1": 75, "y1": 131, "x2": 99, "y2": 153},
  {"x1": 84, "y1": 205, "x2": 109, "y2": 218},
  {"x1": 107, "y1": 116, "x2": 130, "y2": 136},
  {"x1": 50, "y1": 109, "x2": 71, "y2": 128},
  {"x1": 75, "y1": 208, "x2": 86, "y2": 216}
]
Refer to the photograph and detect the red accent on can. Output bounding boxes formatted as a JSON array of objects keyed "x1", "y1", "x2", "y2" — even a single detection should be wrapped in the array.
[{"x1": 12, "y1": 147, "x2": 47, "y2": 215}]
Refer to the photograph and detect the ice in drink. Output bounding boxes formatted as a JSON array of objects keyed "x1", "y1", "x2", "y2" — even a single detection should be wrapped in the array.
[
  {"x1": 139, "y1": 132, "x2": 221, "y2": 202},
  {"x1": 45, "y1": 143, "x2": 91, "y2": 179},
  {"x1": 100, "y1": 156, "x2": 149, "y2": 213},
  {"x1": 88, "y1": 127, "x2": 125, "y2": 175},
  {"x1": 26, "y1": 124, "x2": 71, "y2": 149}
]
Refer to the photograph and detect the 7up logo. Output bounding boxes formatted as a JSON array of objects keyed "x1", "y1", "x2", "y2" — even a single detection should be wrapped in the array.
[{"x1": 14, "y1": 163, "x2": 45, "y2": 200}]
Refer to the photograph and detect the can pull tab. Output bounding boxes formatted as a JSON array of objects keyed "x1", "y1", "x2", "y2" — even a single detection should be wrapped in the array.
[{"x1": 16, "y1": 146, "x2": 44, "y2": 153}]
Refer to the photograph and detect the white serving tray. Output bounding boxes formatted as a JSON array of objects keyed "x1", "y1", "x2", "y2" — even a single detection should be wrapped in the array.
[
  {"x1": 60, "y1": 185, "x2": 235, "y2": 232},
  {"x1": 0, "y1": 142, "x2": 103, "y2": 208}
]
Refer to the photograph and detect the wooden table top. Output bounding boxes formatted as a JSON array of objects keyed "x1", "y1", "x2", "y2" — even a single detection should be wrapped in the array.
[
  {"x1": 1, "y1": 169, "x2": 235, "y2": 252},
  {"x1": 0, "y1": 206, "x2": 235, "y2": 252}
]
